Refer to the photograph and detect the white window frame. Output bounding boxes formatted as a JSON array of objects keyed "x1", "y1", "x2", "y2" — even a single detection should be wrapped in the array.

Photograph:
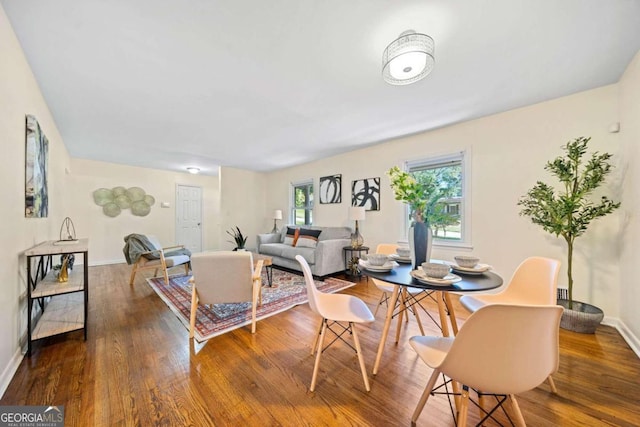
[
  {"x1": 403, "y1": 150, "x2": 472, "y2": 249},
  {"x1": 290, "y1": 179, "x2": 314, "y2": 226}
]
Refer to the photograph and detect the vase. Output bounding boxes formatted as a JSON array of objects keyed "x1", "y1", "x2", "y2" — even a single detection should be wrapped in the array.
[{"x1": 408, "y1": 221, "x2": 433, "y2": 270}]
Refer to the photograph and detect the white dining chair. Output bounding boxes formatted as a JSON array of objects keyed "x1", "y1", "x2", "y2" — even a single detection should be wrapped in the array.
[
  {"x1": 409, "y1": 304, "x2": 563, "y2": 426},
  {"x1": 295, "y1": 255, "x2": 375, "y2": 392}
]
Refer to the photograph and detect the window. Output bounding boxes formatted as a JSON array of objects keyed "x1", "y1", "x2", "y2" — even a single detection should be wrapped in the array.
[
  {"x1": 291, "y1": 180, "x2": 313, "y2": 225},
  {"x1": 405, "y1": 151, "x2": 469, "y2": 246}
]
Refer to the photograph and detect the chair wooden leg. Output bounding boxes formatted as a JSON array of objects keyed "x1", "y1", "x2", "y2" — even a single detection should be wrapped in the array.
[
  {"x1": 189, "y1": 287, "x2": 198, "y2": 338},
  {"x1": 251, "y1": 280, "x2": 259, "y2": 334},
  {"x1": 311, "y1": 318, "x2": 323, "y2": 355},
  {"x1": 184, "y1": 263, "x2": 190, "y2": 275},
  {"x1": 374, "y1": 291, "x2": 387, "y2": 317},
  {"x1": 457, "y1": 387, "x2": 470, "y2": 427},
  {"x1": 509, "y1": 394, "x2": 526, "y2": 427},
  {"x1": 310, "y1": 320, "x2": 328, "y2": 392},
  {"x1": 351, "y1": 323, "x2": 370, "y2": 392},
  {"x1": 411, "y1": 369, "x2": 440, "y2": 426},
  {"x1": 547, "y1": 375, "x2": 558, "y2": 393},
  {"x1": 129, "y1": 264, "x2": 138, "y2": 285}
]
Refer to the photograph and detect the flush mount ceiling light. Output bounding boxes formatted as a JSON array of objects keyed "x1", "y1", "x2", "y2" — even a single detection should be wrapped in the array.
[
  {"x1": 382, "y1": 30, "x2": 435, "y2": 85},
  {"x1": 186, "y1": 167, "x2": 200, "y2": 174}
]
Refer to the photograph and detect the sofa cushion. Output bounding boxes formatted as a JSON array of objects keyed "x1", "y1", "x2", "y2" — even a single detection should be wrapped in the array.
[
  {"x1": 283, "y1": 227, "x2": 300, "y2": 246},
  {"x1": 259, "y1": 243, "x2": 287, "y2": 258},
  {"x1": 279, "y1": 245, "x2": 316, "y2": 264},
  {"x1": 297, "y1": 228, "x2": 322, "y2": 248}
]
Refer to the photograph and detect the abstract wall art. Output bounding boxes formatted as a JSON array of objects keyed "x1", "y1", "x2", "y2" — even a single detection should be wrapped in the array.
[
  {"x1": 319, "y1": 174, "x2": 342, "y2": 204},
  {"x1": 25, "y1": 115, "x2": 49, "y2": 218},
  {"x1": 93, "y1": 186, "x2": 155, "y2": 217},
  {"x1": 351, "y1": 177, "x2": 380, "y2": 211}
]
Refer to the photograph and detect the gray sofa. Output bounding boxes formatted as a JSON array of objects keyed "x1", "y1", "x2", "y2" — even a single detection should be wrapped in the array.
[{"x1": 256, "y1": 225, "x2": 351, "y2": 277}]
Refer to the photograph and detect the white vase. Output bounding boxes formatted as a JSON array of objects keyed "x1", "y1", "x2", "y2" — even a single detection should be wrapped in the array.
[{"x1": 408, "y1": 222, "x2": 433, "y2": 270}]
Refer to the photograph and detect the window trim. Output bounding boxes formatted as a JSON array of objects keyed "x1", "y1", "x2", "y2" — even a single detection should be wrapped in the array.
[
  {"x1": 290, "y1": 178, "x2": 314, "y2": 226},
  {"x1": 402, "y1": 149, "x2": 472, "y2": 249}
]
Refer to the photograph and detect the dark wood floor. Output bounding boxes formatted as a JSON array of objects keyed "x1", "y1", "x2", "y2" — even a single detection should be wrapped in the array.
[{"x1": 3, "y1": 264, "x2": 640, "y2": 426}]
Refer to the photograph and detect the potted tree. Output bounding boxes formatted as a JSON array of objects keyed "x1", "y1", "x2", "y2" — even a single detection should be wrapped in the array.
[
  {"x1": 518, "y1": 137, "x2": 620, "y2": 333},
  {"x1": 226, "y1": 226, "x2": 248, "y2": 251}
]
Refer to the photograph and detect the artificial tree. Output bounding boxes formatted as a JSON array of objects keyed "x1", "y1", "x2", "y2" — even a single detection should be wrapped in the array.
[{"x1": 518, "y1": 137, "x2": 620, "y2": 309}]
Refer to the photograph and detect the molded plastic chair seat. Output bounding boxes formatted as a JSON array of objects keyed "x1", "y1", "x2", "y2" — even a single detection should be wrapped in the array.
[
  {"x1": 409, "y1": 304, "x2": 563, "y2": 426},
  {"x1": 295, "y1": 254, "x2": 374, "y2": 392}
]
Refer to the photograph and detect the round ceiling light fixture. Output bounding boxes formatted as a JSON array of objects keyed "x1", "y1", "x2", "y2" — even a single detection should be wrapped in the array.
[
  {"x1": 186, "y1": 167, "x2": 200, "y2": 174},
  {"x1": 382, "y1": 30, "x2": 435, "y2": 85}
]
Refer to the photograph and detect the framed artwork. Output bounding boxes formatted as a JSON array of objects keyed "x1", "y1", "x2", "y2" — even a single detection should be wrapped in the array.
[
  {"x1": 25, "y1": 115, "x2": 49, "y2": 218},
  {"x1": 319, "y1": 174, "x2": 342, "y2": 204},
  {"x1": 351, "y1": 177, "x2": 380, "y2": 211}
]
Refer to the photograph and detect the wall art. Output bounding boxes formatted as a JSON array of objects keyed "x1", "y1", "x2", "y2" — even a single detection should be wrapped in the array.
[
  {"x1": 25, "y1": 115, "x2": 49, "y2": 218},
  {"x1": 319, "y1": 174, "x2": 342, "y2": 204},
  {"x1": 93, "y1": 186, "x2": 155, "y2": 217},
  {"x1": 351, "y1": 177, "x2": 380, "y2": 211}
]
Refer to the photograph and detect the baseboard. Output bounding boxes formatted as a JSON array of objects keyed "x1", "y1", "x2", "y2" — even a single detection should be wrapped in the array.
[
  {"x1": 90, "y1": 258, "x2": 126, "y2": 267},
  {"x1": 605, "y1": 317, "x2": 640, "y2": 359},
  {"x1": 0, "y1": 348, "x2": 24, "y2": 399}
]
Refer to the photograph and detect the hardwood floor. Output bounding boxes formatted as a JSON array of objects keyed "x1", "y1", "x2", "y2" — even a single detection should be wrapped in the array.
[{"x1": 3, "y1": 263, "x2": 640, "y2": 426}]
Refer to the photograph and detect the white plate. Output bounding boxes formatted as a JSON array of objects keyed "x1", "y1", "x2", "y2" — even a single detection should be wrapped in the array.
[
  {"x1": 359, "y1": 259, "x2": 399, "y2": 272},
  {"x1": 389, "y1": 253, "x2": 412, "y2": 263},
  {"x1": 410, "y1": 270, "x2": 462, "y2": 286},
  {"x1": 448, "y1": 262, "x2": 492, "y2": 275}
]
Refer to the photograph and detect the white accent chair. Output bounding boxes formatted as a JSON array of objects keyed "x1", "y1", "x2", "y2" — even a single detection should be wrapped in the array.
[
  {"x1": 189, "y1": 251, "x2": 263, "y2": 336},
  {"x1": 128, "y1": 235, "x2": 191, "y2": 285},
  {"x1": 459, "y1": 256, "x2": 561, "y2": 392},
  {"x1": 295, "y1": 255, "x2": 375, "y2": 392},
  {"x1": 409, "y1": 304, "x2": 563, "y2": 426}
]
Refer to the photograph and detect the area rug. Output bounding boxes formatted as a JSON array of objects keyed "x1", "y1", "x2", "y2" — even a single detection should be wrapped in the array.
[{"x1": 146, "y1": 269, "x2": 354, "y2": 342}]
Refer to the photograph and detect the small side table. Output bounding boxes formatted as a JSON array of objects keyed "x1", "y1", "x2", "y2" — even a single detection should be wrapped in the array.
[{"x1": 343, "y1": 246, "x2": 370, "y2": 277}]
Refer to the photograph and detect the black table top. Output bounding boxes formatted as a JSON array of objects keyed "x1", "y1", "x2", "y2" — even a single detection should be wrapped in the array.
[{"x1": 363, "y1": 263, "x2": 503, "y2": 292}]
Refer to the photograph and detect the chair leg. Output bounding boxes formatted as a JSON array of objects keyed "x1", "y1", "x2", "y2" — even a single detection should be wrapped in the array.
[
  {"x1": 374, "y1": 291, "x2": 387, "y2": 317},
  {"x1": 311, "y1": 318, "x2": 323, "y2": 355},
  {"x1": 457, "y1": 387, "x2": 470, "y2": 427},
  {"x1": 547, "y1": 375, "x2": 558, "y2": 393},
  {"x1": 189, "y1": 287, "x2": 198, "y2": 338},
  {"x1": 251, "y1": 280, "x2": 259, "y2": 334},
  {"x1": 351, "y1": 322, "x2": 370, "y2": 392},
  {"x1": 184, "y1": 263, "x2": 190, "y2": 275},
  {"x1": 411, "y1": 369, "x2": 440, "y2": 426},
  {"x1": 129, "y1": 264, "x2": 138, "y2": 285},
  {"x1": 310, "y1": 320, "x2": 328, "y2": 392},
  {"x1": 508, "y1": 394, "x2": 526, "y2": 427}
]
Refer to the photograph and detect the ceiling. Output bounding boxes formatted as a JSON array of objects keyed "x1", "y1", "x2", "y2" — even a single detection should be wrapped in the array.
[{"x1": 3, "y1": 1, "x2": 640, "y2": 176}]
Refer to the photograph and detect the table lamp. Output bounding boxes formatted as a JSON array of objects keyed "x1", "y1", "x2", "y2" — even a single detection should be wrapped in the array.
[
  {"x1": 271, "y1": 209, "x2": 283, "y2": 233},
  {"x1": 349, "y1": 206, "x2": 366, "y2": 248}
]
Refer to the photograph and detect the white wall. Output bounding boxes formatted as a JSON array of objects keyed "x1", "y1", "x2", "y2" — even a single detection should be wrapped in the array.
[
  {"x1": 619, "y1": 50, "x2": 640, "y2": 351},
  {"x1": 69, "y1": 158, "x2": 220, "y2": 264},
  {"x1": 218, "y1": 166, "x2": 268, "y2": 251},
  {"x1": 0, "y1": 5, "x2": 71, "y2": 396},
  {"x1": 266, "y1": 85, "x2": 623, "y2": 318}
]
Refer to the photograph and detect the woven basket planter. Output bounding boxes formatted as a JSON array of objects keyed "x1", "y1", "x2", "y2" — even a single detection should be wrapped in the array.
[{"x1": 557, "y1": 299, "x2": 604, "y2": 334}]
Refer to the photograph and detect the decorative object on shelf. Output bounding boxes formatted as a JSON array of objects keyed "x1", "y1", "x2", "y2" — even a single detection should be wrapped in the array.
[
  {"x1": 518, "y1": 136, "x2": 620, "y2": 333},
  {"x1": 57, "y1": 255, "x2": 70, "y2": 282},
  {"x1": 382, "y1": 30, "x2": 435, "y2": 86},
  {"x1": 319, "y1": 174, "x2": 342, "y2": 204},
  {"x1": 25, "y1": 114, "x2": 49, "y2": 218},
  {"x1": 55, "y1": 217, "x2": 79, "y2": 244},
  {"x1": 271, "y1": 209, "x2": 283, "y2": 233},
  {"x1": 351, "y1": 177, "x2": 380, "y2": 211},
  {"x1": 349, "y1": 206, "x2": 366, "y2": 248},
  {"x1": 227, "y1": 226, "x2": 248, "y2": 251},
  {"x1": 93, "y1": 186, "x2": 155, "y2": 217}
]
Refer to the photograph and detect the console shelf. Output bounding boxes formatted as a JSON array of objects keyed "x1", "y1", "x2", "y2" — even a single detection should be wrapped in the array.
[{"x1": 25, "y1": 238, "x2": 89, "y2": 356}]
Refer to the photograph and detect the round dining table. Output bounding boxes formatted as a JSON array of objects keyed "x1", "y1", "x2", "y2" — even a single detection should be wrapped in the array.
[{"x1": 363, "y1": 262, "x2": 503, "y2": 375}]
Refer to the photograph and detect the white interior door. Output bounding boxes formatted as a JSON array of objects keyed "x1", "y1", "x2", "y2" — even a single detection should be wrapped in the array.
[{"x1": 176, "y1": 184, "x2": 202, "y2": 253}]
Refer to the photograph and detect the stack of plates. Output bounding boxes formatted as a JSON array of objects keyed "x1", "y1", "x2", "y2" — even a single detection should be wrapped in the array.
[
  {"x1": 358, "y1": 259, "x2": 399, "y2": 272},
  {"x1": 410, "y1": 269, "x2": 462, "y2": 286},
  {"x1": 389, "y1": 253, "x2": 412, "y2": 264},
  {"x1": 448, "y1": 263, "x2": 492, "y2": 275}
]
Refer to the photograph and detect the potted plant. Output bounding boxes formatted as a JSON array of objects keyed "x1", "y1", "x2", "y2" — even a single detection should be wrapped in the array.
[
  {"x1": 226, "y1": 226, "x2": 248, "y2": 251},
  {"x1": 518, "y1": 136, "x2": 620, "y2": 333},
  {"x1": 387, "y1": 166, "x2": 440, "y2": 269}
]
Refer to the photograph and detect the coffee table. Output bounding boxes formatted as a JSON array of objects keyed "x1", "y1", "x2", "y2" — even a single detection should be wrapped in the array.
[{"x1": 252, "y1": 253, "x2": 273, "y2": 286}]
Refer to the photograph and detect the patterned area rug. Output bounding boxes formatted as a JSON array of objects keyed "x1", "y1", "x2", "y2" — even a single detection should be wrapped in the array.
[{"x1": 146, "y1": 269, "x2": 354, "y2": 342}]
